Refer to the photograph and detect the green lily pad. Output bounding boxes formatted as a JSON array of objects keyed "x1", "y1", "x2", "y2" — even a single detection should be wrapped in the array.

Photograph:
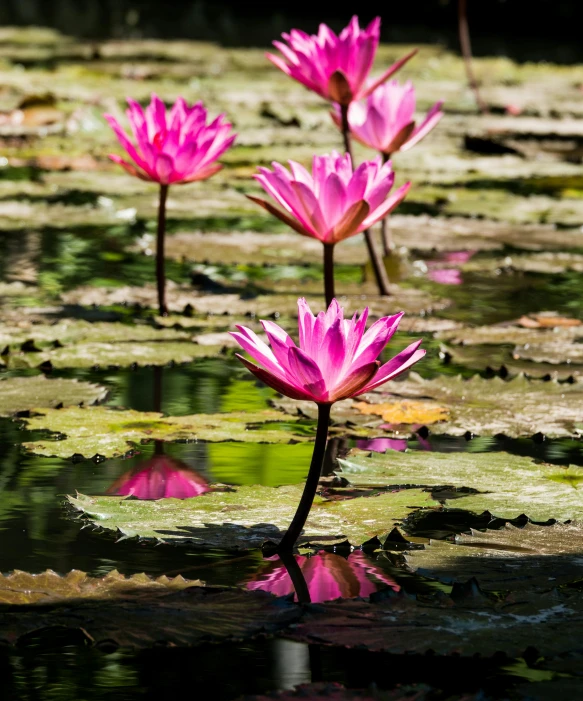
[
  {"x1": 0, "y1": 569, "x2": 202, "y2": 605},
  {"x1": 0, "y1": 578, "x2": 299, "y2": 648},
  {"x1": 281, "y1": 588, "x2": 583, "y2": 658},
  {"x1": 21, "y1": 406, "x2": 310, "y2": 458},
  {"x1": 10, "y1": 340, "x2": 223, "y2": 370},
  {"x1": 337, "y1": 450, "x2": 583, "y2": 521},
  {"x1": 67, "y1": 487, "x2": 440, "y2": 549},
  {"x1": 513, "y1": 340, "x2": 583, "y2": 365},
  {"x1": 405, "y1": 522, "x2": 583, "y2": 591},
  {"x1": 462, "y1": 251, "x2": 583, "y2": 275},
  {"x1": 0, "y1": 375, "x2": 107, "y2": 416}
]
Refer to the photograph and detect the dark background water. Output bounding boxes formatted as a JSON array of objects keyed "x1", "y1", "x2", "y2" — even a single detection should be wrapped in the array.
[{"x1": 0, "y1": 0, "x2": 582, "y2": 61}]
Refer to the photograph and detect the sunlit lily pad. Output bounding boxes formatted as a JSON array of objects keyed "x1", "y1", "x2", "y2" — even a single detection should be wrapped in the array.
[
  {"x1": 436, "y1": 324, "x2": 583, "y2": 346},
  {"x1": 0, "y1": 375, "x2": 107, "y2": 416},
  {"x1": 353, "y1": 399, "x2": 450, "y2": 425},
  {"x1": 67, "y1": 487, "x2": 440, "y2": 549},
  {"x1": 0, "y1": 569, "x2": 201, "y2": 605},
  {"x1": 337, "y1": 450, "x2": 583, "y2": 521},
  {"x1": 21, "y1": 406, "x2": 311, "y2": 458},
  {"x1": 440, "y1": 343, "x2": 583, "y2": 380},
  {"x1": 281, "y1": 588, "x2": 583, "y2": 658},
  {"x1": 405, "y1": 522, "x2": 583, "y2": 591},
  {"x1": 361, "y1": 372, "x2": 583, "y2": 438},
  {"x1": 0, "y1": 579, "x2": 299, "y2": 648},
  {"x1": 276, "y1": 372, "x2": 583, "y2": 438}
]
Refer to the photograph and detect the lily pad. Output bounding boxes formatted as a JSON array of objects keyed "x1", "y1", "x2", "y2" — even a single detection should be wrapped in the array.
[
  {"x1": 0, "y1": 569, "x2": 201, "y2": 605},
  {"x1": 361, "y1": 372, "x2": 583, "y2": 438},
  {"x1": 440, "y1": 343, "x2": 583, "y2": 380},
  {"x1": 0, "y1": 375, "x2": 107, "y2": 416},
  {"x1": 405, "y1": 522, "x2": 583, "y2": 591},
  {"x1": 513, "y1": 340, "x2": 583, "y2": 365},
  {"x1": 281, "y1": 588, "x2": 583, "y2": 658},
  {"x1": 0, "y1": 580, "x2": 299, "y2": 648},
  {"x1": 21, "y1": 406, "x2": 310, "y2": 458},
  {"x1": 67, "y1": 487, "x2": 440, "y2": 549},
  {"x1": 337, "y1": 450, "x2": 583, "y2": 521},
  {"x1": 10, "y1": 340, "x2": 223, "y2": 370},
  {"x1": 436, "y1": 324, "x2": 583, "y2": 347}
]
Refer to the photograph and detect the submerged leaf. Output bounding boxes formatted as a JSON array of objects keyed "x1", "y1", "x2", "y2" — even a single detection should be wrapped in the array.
[
  {"x1": 337, "y1": 450, "x2": 583, "y2": 521},
  {"x1": 0, "y1": 375, "x2": 107, "y2": 416}
]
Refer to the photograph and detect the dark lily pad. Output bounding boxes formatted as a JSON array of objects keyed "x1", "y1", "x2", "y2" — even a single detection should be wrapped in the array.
[
  {"x1": 337, "y1": 448, "x2": 583, "y2": 521},
  {"x1": 0, "y1": 375, "x2": 107, "y2": 416},
  {"x1": 0, "y1": 578, "x2": 299, "y2": 648},
  {"x1": 236, "y1": 683, "x2": 443, "y2": 700},
  {"x1": 281, "y1": 588, "x2": 583, "y2": 658},
  {"x1": 21, "y1": 406, "x2": 310, "y2": 458},
  {"x1": 67, "y1": 487, "x2": 440, "y2": 549},
  {"x1": 405, "y1": 522, "x2": 583, "y2": 591}
]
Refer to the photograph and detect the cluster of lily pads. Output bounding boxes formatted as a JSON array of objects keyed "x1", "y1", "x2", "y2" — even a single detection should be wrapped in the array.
[{"x1": 1, "y1": 17, "x2": 583, "y2": 698}]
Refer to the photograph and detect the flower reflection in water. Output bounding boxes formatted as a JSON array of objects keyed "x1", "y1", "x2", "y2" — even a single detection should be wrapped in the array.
[
  {"x1": 107, "y1": 453, "x2": 210, "y2": 500},
  {"x1": 246, "y1": 550, "x2": 399, "y2": 603},
  {"x1": 426, "y1": 250, "x2": 476, "y2": 286},
  {"x1": 356, "y1": 437, "x2": 407, "y2": 453}
]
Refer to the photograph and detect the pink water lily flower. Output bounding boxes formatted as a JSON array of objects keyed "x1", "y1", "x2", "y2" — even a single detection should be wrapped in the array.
[
  {"x1": 333, "y1": 80, "x2": 444, "y2": 154},
  {"x1": 107, "y1": 455, "x2": 210, "y2": 500},
  {"x1": 104, "y1": 93, "x2": 236, "y2": 185},
  {"x1": 231, "y1": 298, "x2": 424, "y2": 404},
  {"x1": 249, "y1": 151, "x2": 410, "y2": 245},
  {"x1": 267, "y1": 16, "x2": 416, "y2": 105}
]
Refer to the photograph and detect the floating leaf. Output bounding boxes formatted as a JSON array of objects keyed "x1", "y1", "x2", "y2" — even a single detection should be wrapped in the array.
[
  {"x1": 353, "y1": 400, "x2": 450, "y2": 425},
  {"x1": 281, "y1": 588, "x2": 583, "y2": 658},
  {"x1": 0, "y1": 582, "x2": 299, "y2": 648},
  {"x1": 361, "y1": 372, "x2": 583, "y2": 438},
  {"x1": 0, "y1": 569, "x2": 201, "y2": 605},
  {"x1": 436, "y1": 324, "x2": 583, "y2": 346},
  {"x1": 405, "y1": 522, "x2": 583, "y2": 591},
  {"x1": 67, "y1": 487, "x2": 440, "y2": 549},
  {"x1": 21, "y1": 406, "x2": 310, "y2": 458},
  {"x1": 0, "y1": 375, "x2": 107, "y2": 416},
  {"x1": 337, "y1": 450, "x2": 583, "y2": 521}
]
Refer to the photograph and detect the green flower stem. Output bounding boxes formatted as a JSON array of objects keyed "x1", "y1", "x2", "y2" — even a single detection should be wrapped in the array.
[{"x1": 277, "y1": 403, "x2": 331, "y2": 552}]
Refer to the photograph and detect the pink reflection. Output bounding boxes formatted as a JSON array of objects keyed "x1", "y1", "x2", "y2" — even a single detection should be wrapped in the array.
[
  {"x1": 427, "y1": 268, "x2": 463, "y2": 285},
  {"x1": 425, "y1": 250, "x2": 476, "y2": 286},
  {"x1": 356, "y1": 438, "x2": 407, "y2": 453},
  {"x1": 246, "y1": 550, "x2": 399, "y2": 602},
  {"x1": 107, "y1": 455, "x2": 210, "y2": 500}
]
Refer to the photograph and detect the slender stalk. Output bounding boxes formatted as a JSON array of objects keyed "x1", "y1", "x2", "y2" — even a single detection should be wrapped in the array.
[
  {"x1": 278, "y1": 550, "x2": 311, "y2": 603},
  {"x1": 380, "y1": 151, "x2": 392, "y2": 256},
  {"x1": 156, "y1": 183, "x2": 169, "y2": 316},
  {"x1": 277, "y1": 403, "x2": 331, "y2": 552},
  {"x1": 339, "y1": 105, "x2": 391, "y2": 297},
  {"x1": 323, "y1": 243, "x2": 335, "y2": 308},
  {"x1": 458, "y1": 0, "x2": 488, "y2": 114}
]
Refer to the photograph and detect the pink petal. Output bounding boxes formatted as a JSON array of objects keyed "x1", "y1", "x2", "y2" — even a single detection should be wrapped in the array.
[
  {"x1": 236, "y1": 354, "x2": 312, "y2": 401},
  {"x1": 246, "y1": 195, "x2": 315, "y2": 238},
  {"x1": 360, "y1": 182, "x2": 411, "y2": 230},
  {"x1": 287, "y1": 346, "x2": 327, "y2": 401},
  {"x1": 330, "y1": 360, "x2": 380, "y2": 402},
  {"x1": 360, "y1": 49, "x2": 419, "y2": 99},
  {"x1": 401, "y1": 101, "x2": 444, "y2": 152},
  {"x1": 356, "y1": 341, "x2": 425, "y2": 394}
]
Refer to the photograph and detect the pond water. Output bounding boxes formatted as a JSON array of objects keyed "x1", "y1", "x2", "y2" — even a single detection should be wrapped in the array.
[{"x1": 1, "y1": 27, "x2": 583, "y2": 700}]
